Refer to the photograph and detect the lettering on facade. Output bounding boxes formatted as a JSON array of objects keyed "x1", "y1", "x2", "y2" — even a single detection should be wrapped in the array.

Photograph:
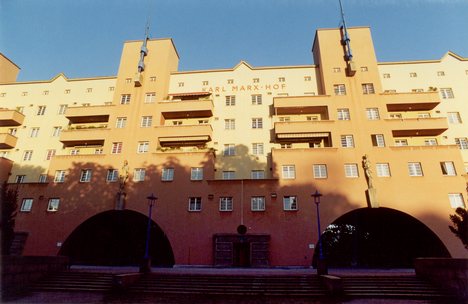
[{"x1": 202, "y1": 83, "x2": 286, "y2": 93}]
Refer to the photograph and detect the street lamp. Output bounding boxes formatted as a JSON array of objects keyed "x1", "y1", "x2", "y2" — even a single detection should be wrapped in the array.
[
  {"x1": 312, "y1": 190, "x2": 327, "y2": 275},
  {"x1": 140, "y1": 193, "x2": 157, "y2": 273}
]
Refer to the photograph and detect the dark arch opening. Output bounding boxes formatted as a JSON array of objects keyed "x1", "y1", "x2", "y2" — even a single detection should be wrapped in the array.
[
  {"x1": 59, "y1": 210, "x2": 175, "y2": 267},
  {"x1": 313, "y1": 207, "x2": 450, "y2": 268}
]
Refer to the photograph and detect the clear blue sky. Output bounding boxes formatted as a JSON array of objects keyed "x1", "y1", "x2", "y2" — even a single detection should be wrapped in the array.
[{"x1": 2, "y1": 0, "x2": 468, "y2": 81}]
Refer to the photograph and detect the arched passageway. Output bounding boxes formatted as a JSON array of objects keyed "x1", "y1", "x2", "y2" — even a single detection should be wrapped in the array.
[
  {"x1": 313, "y1": 207, "x2": 450, "y2": 268},
  {"x1": 59, "y1": 210, "x2": 174, "y2": 267}
]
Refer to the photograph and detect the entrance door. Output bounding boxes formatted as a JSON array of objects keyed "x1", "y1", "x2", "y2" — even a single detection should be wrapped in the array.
[{"x1": 233, "y1": 241, "x2": 250, "y2": 267}]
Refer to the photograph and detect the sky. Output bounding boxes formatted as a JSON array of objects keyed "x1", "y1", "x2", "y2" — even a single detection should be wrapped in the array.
[{"x1": 1, "y1": 0, "x2": 468, "y2": 82}]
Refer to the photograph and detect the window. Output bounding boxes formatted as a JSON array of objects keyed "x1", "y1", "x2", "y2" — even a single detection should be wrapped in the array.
[
  {"x1": 86, "y1": 88, "x2": 93, "y2": 93},
  {"x1": 21, "y1": 199, "x2": 33, "y2": 212},
  {"x1": 448, "y1": 194, "x2": 465, "y2": 209},
  {"x1": 334, "y1": 84, "x2": 346, "y2": 95},
  {"x1": 366, "y1": 108, "x2": 380, "y2": 120},
  {"x1": 224, "y1": 119, "x2": 235, "y2": 130},
  {"x1": 0, "y1": 151, "x2": 9, "y2": 158},
  {"x1": 341, "y1": 135, "x2": 354, "y2": 148},
  {"x1": 251, "y1": 197, "x2": 265, "y2": 211},
  {"x1": 39, "y1": 174, "x2": 47, "y2": 183},
  {"x1": 418, "y1": 113, "x2": 431, "y2": 118},
  {"x1": 15, "y1": 175, "x2": 26, "y2": 183},
  {"x1": 58, "y1": 104, "x2": 68, "y2": 114},
  {"x1": 279, "y1": 117, "x2": 290, "y2": 122},
  {"x1": 337, "y1": 108, "x2": 350, "y2": 120},
  {"x1": 95, "y1": 148, "x2": 103, "y2": 154},
  {"x1": 70, "y1": 149, "x2": 80, "y2": 155},
  {"x1": 362, "y1": 83, "x2": 375, "y2": 94},
  {"x1": 409, "y1": 72, "x2": 417, "y2": 78},
  {"x1": 80, "y1": 169, "x2": 92, "y2": 182},
  {"x1": 172, "y1": 120, "x2": 182, "y2": 126},
  {"x1": 313, "y1": 164, "x2": 328, "y2": 179},
  {"x1": 251, "y1": 170, "x2": 265, "y2": 179},
  {"x1": 219, "y1": 197, "x2": 233, "y2": 211},
  {"x1": 137, "y1": 141, "x2": 149, "y2": 153},
  {"x1": 307, "y1": 116, "x2": 319, "y2": 121},
  {"x1": 223, "y1": 144, "x2": 235, "y2": 156},
  {"x1": 178, "y1": 82, "x2": 184, "y2": 87},
  {"x1": 278, "y1": 77, "x2": 285, "y2": 82},
  {"x1": 120, "y1": 94, "x2": 131, "y2": 104},
  {"x1": 447, "y1": 112, "x2": 462, "y2": 124},
  {"x1": 251, "y1": 94, "x2": 262, "y2": 105},
  {"x1": 225, "y1": 95, "x2": 236, "y2": 106},
  {"x1": 222, "y1": 171, "x2": 235, "y2": 180},
  {"x1": 283, "y1": 196, "x2": 297, "y2": 211},
  {"x1": 45, "y1": 149, "x2": 56, "y2": 160},
  {"x1": 162, "y1": 168, "x2": 174, "y2": 181},
  {"x1": 376, "y1": 163, "x2": 391, "y2": 177},
  {"x1": 440, "y1": 88, "x2": 454, "y2": 99},
  {"x1": 252, "y1": 143, "x2": 264, "y2": 155},
  {"x1": 395, "y1": 139, "x2": 408, "y2": 146},
  {"x1": 8, "y1": 128, "x2": 17, "y2": 136},
  {"x1": 111, "y1": 142, "x2": 123, "y2": 154},
  {"x1": 141, "y1": 116, "x2": 153, "y2": 127},
  {"x1": 64, "y1": 89, "x2": 71, "y2": 94},
  {"x1": 30, "y1": 127, "x2": 40, "y2": 137},
  {"x1": 371, "y1": 134, "x2": 385, "y2": 147},
  {"x1": 37, "y1": 106, "x2": 46, "y2": 115},
  {"x1": 144, "y1": 92, "x2": 156, "y2": 103},
  {"x1": 189, "y1": 197, "x2": 202, "y2": 211},
  {"x1": 47, "y1": 198, "x2": 60, "y2": 212},
  {"x1": 22, "y1": 92, "x2": 28, "y2": 96},
  {"x1": 107, "y1": 169, "x2": 119, "y2": 182},
  {"x1": 440, "y1": 162, "x2": 456, "y2": 176},
  {"x1": 360, "y1": 66, "x2": 369, "y2": 72},
  {"x1": 134, "y1": 168, "x2": 146, "y2": 182},
  {"x1": 109, "y1": 86, "x2": 115, "y2": 91},
  {"x1": 150, "y1": 76, "x2": 156, "y2": 82},
  {"x1": 116, "y1": 117, "x2": 127, "y2": 128},
  {"x1": 198, "y1": 119, "x2": 208, "y2": 124},
  {"x1": 227, "y1": 79, "x2": 234, "y2": 84},
  {"x1": 455, "y1": 138, "x2": 468, "y2": 150},
  {"x1": 252, "y1": 118, "x2": 263, "y2": 129},
  {"x1": 52, "y1": 126, "x2": 62, "y2": 137},
  {"x1": 202, "y1": 81, "x2": 209, "y2": 86},
  {"x1": 16, "y1": 106, "x2": 24, "y2": 113},
  {"x1": 437, "y1": 71, "x2": 445, "y2": 76},
  {"x1": 408, "y1": 162, "x2": 423, "y2": 176},
  {"x1": 23, "y1": 150, "x2": 33, "y2": 161},
  {"x1": 54, "y1": 170, "x2": 66, "y2": 183},
  {"x1": 333, "y1": 67, "x2": 341, "y2": 73},
  {"x1": 344, "y1": 164, "x2": 359, "y2": 178},
  {"x1": 424, "y1": 138, "x2": 438, "y2": 146},
  {"x1": 282, "y1": 165, "x2": 296, "y2": 179},
  {"x1": 253, "y1": 78, "x2": 259, "y2": 83},
  {"x1": 304, "y1": 76, "x2": 312, "y2": 81},
  {"x1": 389, "y1": 113, "x2": 402, "y2": 119},
  {"x1": 191, "y1": 168, "x2": 203, "y2": 181},
  {"x1": 383, "y1": 73, "x2": 391, "y2": 78},
  {"x1": 125, "y1": 78, "x2": 132, "y2": 83}
]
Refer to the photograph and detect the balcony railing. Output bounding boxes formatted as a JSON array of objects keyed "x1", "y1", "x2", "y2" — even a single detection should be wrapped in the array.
[
  {"x1": 0, "y1": 109, "x2": 25, "y2": 127},
  {"x1": 274, "y1": 96, "x2": 330, "y2": 116},
  {"x1": 381, "y1": 91, "x2": 440, "y2": 111},
  {"x1": 159, "y1": 99, "x2": 214, "y2": 119},
  {"x1": 274, "y1": 121, "x2": 334, "y2": 141},
  {"x1": 65, "y1": 105, "x2": 112, "y2": 123},
  {"x1": 385, "y1": 117, "x2": 448, "y2": 137},
  {"x1": 0, "y1": 133, "x2": 18, "y2": 149},
  {"x1": 156, "y1": 124, "x2": 212, "y2": 146},
  {"x1": 59, "y1": 128, "x2": 109, "y2": 147}
]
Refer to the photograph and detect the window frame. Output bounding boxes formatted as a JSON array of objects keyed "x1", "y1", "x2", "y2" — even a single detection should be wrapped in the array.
[
  {"x1": 283, "y1": 196, "x2": 298, "y2": 211},
  {"x1": 106, "y1": 169, "x2": 119, "y2": 182},
  {"x1": 20, "y1": 198, "x2": 34, "y2": 212},
  {"x1": 408, "y1": 162, "x2": 423, "y2": 177},
  {"x1": 188, "y1": 197, "x2": 202, "y2": 212},
  {"x1": 251, "y1": 196, "x2": 265, "y2": 211},
  {"x1": 219, "y1": 197, "x2": 233, "y2": 211},
  {"x1": 340, "y1": 135, "x2": 355, "y2": 148},
  {"x1": 134, "y1": 168, "x2": 146, "y2": 182},
  {"x1": 362, "y1": 83, "x2": 375, "y2": 94},
  {"x1": 79, "y1": 169, "x2": 92, "y2": 183},
  {"x1": 440, "y1": 161, "x2": 456, "y2": 176},
  {"x1": 313, "y1": 164, "x2": 328, "y2": 179},
  {"x1": 376, "y1": 163, "x2": 391, "y2": 177},
  {"x1": 190, "y1": 167, "x2": 203, "y2": 181},
  {"x1": 282, "y1": 165, "x2": 296, "y2": 179},
  {"x1": 161, "y1": 167, "x2": 174, "y2": 181},
  {"x1": 344, "y1": 163, "x2": 359, "y2": 178},
  {"x1": 47, "y1": 198, "x2": 60, "y2": 212}
]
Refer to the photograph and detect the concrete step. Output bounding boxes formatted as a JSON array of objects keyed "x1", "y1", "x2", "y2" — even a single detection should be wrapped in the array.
[{"x1": 31, "y1": 272, "x2": 114, "y2": 292}]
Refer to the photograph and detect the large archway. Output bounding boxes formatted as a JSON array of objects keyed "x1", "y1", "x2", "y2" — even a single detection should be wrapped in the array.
[
  {"x1": 313, "y1": 207, "x2": 450, "y2": 268},
  {"x1": 59, "y1": 210, "x2": 175, "y2": 267}
]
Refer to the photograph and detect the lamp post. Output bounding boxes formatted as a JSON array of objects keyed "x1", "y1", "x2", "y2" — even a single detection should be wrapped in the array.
[
  {"x1": 140, "y1": 193, "x2": 157, "y2": 273},
  {"x1": 312, "y1": 190, "x2": 327, "y2": 275}
]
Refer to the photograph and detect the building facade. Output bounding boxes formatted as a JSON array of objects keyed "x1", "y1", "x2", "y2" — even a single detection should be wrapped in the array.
[{"x1": 1, "y1": 26, "x2": 467, "y2": 267}]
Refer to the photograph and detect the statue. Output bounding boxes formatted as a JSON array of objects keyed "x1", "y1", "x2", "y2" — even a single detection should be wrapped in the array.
[
  {"x1": 362, "y1": 154, "x2": 373, "y2": 189},
  {"x1": 116, "y1": 160, "x2": 129, "y2": 210}
]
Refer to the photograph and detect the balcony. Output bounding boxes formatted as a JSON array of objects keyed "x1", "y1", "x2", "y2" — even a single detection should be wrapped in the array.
[
  {"x1": 0, "y1": 133, "x2": 18, "y2": 149},
  {"x1": 59, "y1": 127, "x2": 109, "y2": 147},
  {"x1": 385, "y1": 117, "x2": 448, "y2": 137},
  {"x1": 274, "y1": 121, "x2": 333, "y2": 142},
  {"x1": 159, "y1": 99, "x2": 214, "y2": 119},
  {"x1": 274, "y1": 96, "x2": 330, "y2": 115},
  {"x1": 65, "y1": 105, "x2": 112, "y2": 123},
  {"x1": 0, "y1": 109, "x2": 25, "y2": 126},
  {"x1": 156, "y1": 124, "x2": 212, "y2": 146},
  {"x1": 381, "y1": 91, "x2": 440, "y2": 111}
]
